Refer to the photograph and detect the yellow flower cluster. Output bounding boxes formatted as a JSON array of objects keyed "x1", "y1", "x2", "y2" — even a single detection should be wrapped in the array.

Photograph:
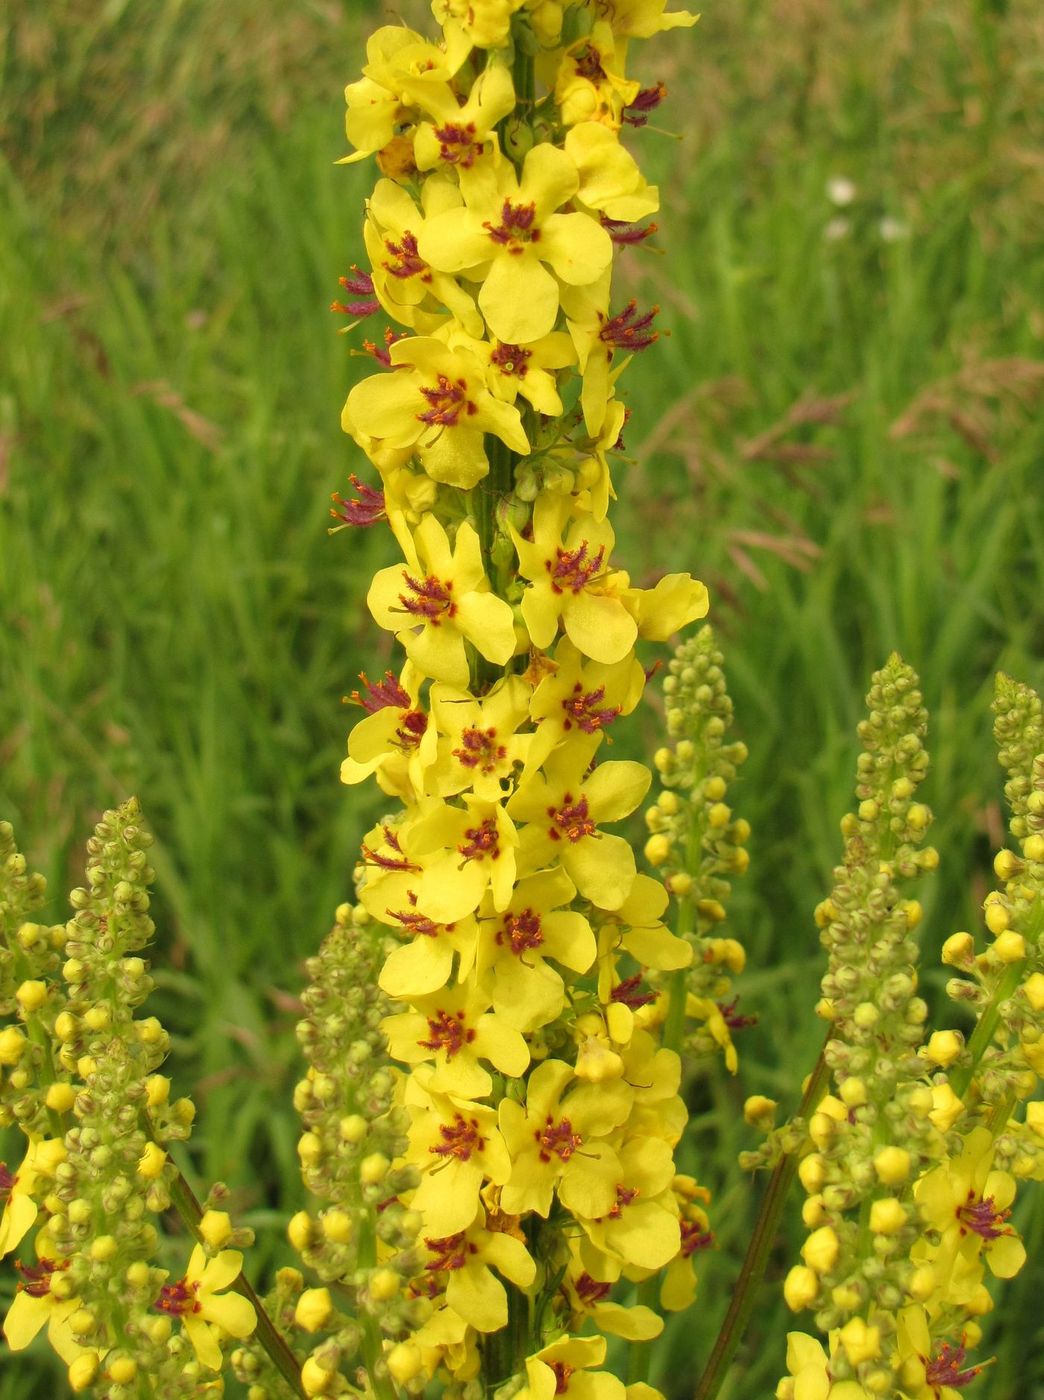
[
  {"x1": 0, "y1": 802, "x2": 255, "y2": 1397},
  {"x1": 332, "y1": 1, "x2": 709, "y2": 1392},
  {"x1": 643, "y1": 627, "x2": 750, "y2": 1073},
  {"x1": 776, "y1": 668, "x2": 1044, "y2": 1400}
]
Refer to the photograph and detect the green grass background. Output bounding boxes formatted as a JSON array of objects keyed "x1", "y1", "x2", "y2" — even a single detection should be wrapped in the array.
[{"x1": 1, "y1": 0, "x2": 1043, "y2": 1393}]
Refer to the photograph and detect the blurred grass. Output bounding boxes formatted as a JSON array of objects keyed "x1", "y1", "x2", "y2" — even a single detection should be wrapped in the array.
[{"x1": 1, "y1": 0, "x2": 1043, "y2": 1394}]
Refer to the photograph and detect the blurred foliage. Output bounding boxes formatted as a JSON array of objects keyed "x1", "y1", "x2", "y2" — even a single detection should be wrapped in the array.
[{"x1": 1, "y1": 0, "x2": 1043, "y2": 1394}]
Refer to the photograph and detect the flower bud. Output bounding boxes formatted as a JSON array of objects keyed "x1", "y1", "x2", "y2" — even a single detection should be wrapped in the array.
[
  {"x1": 387, "y1": 1341, "x2": 424, "y2": 1384},
  {"x1": 68, "y1": 1354, "x2": 100, "y2": 1392},
  {"x1": 783, "y1": 1265, "x2": 819, "y2": 1311},
  {"x1": 16, "y1": 980, "x2": 48, "y2": 1013},
  {"x1": 801, "y1": 1226, "x2": 839, "y2": 1274},
  {"x1": 295, "y1": 1287, "x2": 334, "y2": 1333},
  {"x1": 872, "y1": 1147, "x2": 911, "y2": 1185},
  {"x1": 200, "y1": 1210, "x2": 234, "y2": 1249},
  {"x1": 868, "y1": 1198, "x2": 906, "y2": 1235}
]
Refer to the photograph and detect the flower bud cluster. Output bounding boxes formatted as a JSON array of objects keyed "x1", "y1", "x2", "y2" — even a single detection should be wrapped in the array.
[
  {"x1": 0, "y1": 801, "x2": 256, "y2": 1395},
  {"x1": 281, "y1": 903, "x2": 423, "y2": 1397},
  {"x1": 774, "y1": 658, "x2": 953, "y2": 1397},
  {"x1": 644, "y1": 626, "x2": 750, "y2": 1071}
]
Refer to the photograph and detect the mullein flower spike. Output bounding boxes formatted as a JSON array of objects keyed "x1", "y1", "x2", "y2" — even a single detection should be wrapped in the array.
[
  {"x1": 774, "y1": 666, "x2": 1044, "y2": 1400},
  {"x1": 323, "y1": 0, "x2": 710, "y2": 1393}
]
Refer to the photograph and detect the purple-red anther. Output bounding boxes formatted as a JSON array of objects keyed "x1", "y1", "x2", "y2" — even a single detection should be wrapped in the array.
[
  {"x1": 490, "y1": 342, "x2": 532, "y2": 379},
  {"x1": 551, "y1": 1363, "x2": 575, "y2": 1395},
  {"x1": 331, "y1": 265, "x2": 380, "y2": 317},
  {"x1": 599, "y1": 300, "x2": 660, "y2": 351},
  {"x1": 425, "y1": 1231, "x2": 475, "y2": 1271},
  {"x1": 431, "y1": 1115, "x2": 485, "y2": 1162},
  {"x1": 623, "y1": 82, "x2": 668, "y2": 127},
  {"x1": 549, "y1": 541, "x2": 606, "y2": 594},
  {"x1": 382, "y1": 231, "x2": 431, "y2": 282},
  {"x1": 361, "y1": 825, "x2": 418, "y2": 872},
  {"x1": 717, "y1": 997, "x2": 758, "y2": 1031},
  {"x1": 0, "y1": 1163, "x2": 15, "y2": 1199},
  {"x1": 484, "y1": 199, "x2": 540, "y2": 249},
  {"x1": 957, "y1": 1192, "x2": 1012, "y2": 1241},
  {"x1": 363, "y1": 326, "x2": 408, "y2": 367},
  {"x1": 420, "y1": 1010, "x2": 475, "y2": 1057},
  {"x1": 433, "y1": 121, "x2": 482, "y2": 168},
  {"x1": 572, "y1": 41, "x2": 607, "y2": 81},
  {"x1": 611, "y1": 974, "x2": 657, "y2": 1009},
  {"x1": 499, "y1": 907, "x2": 544, "y2": 955},
  {"x1": 607, "y1": 1184, "x2": 639, "y2": 1218},
  {"x1": 400, "y1": 573, "x2": 455, "y2": 622},
  {"x1": 602, "y1": 215, "x2": 659, "y2": 246},
  {"x1": 155, "y1": 1277, "x2": 202, "y2": 1317},
  {"x1": 537, "y1": 1115, "x2": 582, "y2": 1162},
  {"x1": 575, "y1": 1272, "x2": 612, "y2": 1304},
  {"x1": 388, "y1": 904, "x2": 442, "y2": 938},
  {"x1": 453, "y1": 726, "x2": 506, "y2": 773},
  {"x1": 680, "y1": 1219, "x2": 714, "y2": 1257},
  {"x1": 331, "y1": 475, "x2": 387, "y2": 528},
  {"x1": 417, "y1": 374, "x2": 475, "y2": 428},
  {"x1": 15, "y1": 1258, "x2": 65, "y2": 1298},
  {"x1": 351, "y1": 670, "x2": 411, "y2": 712},
  {"x1": 926, "y1": 1340, "x2": 981, "y2": 1389},
  {"x1": 548, "y1": 794, "x2": 596, "y2": 843},
  {"x1": 459, "y1": 818, "x2": 501, "y2": 862},
  {"x1": 561, "y1": 683, "x2": 621, "y2": 734}
]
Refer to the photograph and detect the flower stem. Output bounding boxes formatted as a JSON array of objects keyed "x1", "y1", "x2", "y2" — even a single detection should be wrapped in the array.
[
  {"x1": 693, "y1": 1043, "x2": 831, "y2": 1400},
  {"x1": 167, "y1": 1163, "x2": 306, "y2": 1398}
]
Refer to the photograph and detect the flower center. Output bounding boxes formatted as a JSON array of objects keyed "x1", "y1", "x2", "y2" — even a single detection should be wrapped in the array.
[
  {"x1": 562, "y1": 682, "x2": 620, "y2": 733},
  {"x1": 499, "y1": 907, "x2": 544, "y2": 955},
  {"x1": 551, "y1": 1361, "x2": 575, "y2": 1395},
  {"x1": 536, "y1": 1115, "x2": 582, "y2": 1162},
  {"x1": 417, "y1": 374, "x2": 476, "y2": 428},
  {"x1": 926, "y1": 1340, "x2": 980, "y2": 1389},
  {"x1": 361, "y1": 825, "x2": 418, "y2": 872},
  {"x1": 420, "y1": 1009, "x2": 475, "y2": 1058},
  {"x1": 388, "y1": 901, "x2": 443, "y2": 938},
  {"x1": 956, "y1": 1191, "x2": 1012, "y2": 1241},
  {"x1": 382, "y1": 231, "x2": 431, "y2": 282},
  {"x1": 432, "y1": 1114, "x2": 485, "y2": 1162},
  {"x1": 490, "y1": 342, "x2": 532, "y2": 379},
  {"x1": 424, "y1": 1231, "x2": 475, "y2": 1272},
  {"x1": 400, "y1": 573, "x2": 455, "y2": 623},
  {"x1": 395, "y1": 709, "x2": 429, "y2": 750},
  {"x1": 607, "y1": 1184, "x2": 639, "y2": 1218},
  {"x1": 575, "y1": 1272, "x2": 612, "y2": 1303},
  {"x1": 680, "y1": 1219, "x2": 714, "y2": 1257},
  {"x1": 154, "y1": 1277, "x2": 203, "y2": 1317},
  {"x1": 548, "y1": 542, "x2": 605, "y2": 594},
  {"x1": 432, "y1": 120, "x2": 481, "y2": 167},
  {"x1": 459, "y1": 818, "x2": 501, "y2": 862},
  {"x1": 611, "y1": 973, "x2": 657, "y2": 1008},
  {"x1": 484, "y1": 199, "x2": 541, "y2": 251},
  {"x1": 453, "y1": 726, "x2": 507, "y2": 774},
  {"x1": 572, "y1": 41, "x2": 607, "y2": 81},
  {"x1": 548, "y1": 793, "x2": 596, "y2": 843}
]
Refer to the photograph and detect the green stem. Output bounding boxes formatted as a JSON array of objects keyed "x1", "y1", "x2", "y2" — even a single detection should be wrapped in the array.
[
  {"x1": 168, "y1": 1166, "x2": 306, "y2": 1398},
  {"x1": 950, "y1": 961, "x2": 1026, "y2": 1100},
  {"x1": 693, "y1": 1045, "x2": 831, "y2": 1400}
]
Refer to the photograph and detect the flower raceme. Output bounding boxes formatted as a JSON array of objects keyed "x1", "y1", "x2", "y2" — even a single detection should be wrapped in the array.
[{"x1": 325, "y1": 0, "x2": 707, "y2": 1394}]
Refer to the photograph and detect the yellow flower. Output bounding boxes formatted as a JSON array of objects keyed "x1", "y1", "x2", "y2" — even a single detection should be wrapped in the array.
[
  {"x1": 516, "y1": 1334, "x2": 626, "y2": 1400},
  {"x1": 366, "y1": 515, "x2": 518, "y2": 687},
  {"x1": 418, "y1": 144, "x2": 613, "y2": 343},
  {"x1": 429, "y1": 676, "x2": 533, "y2": 802},
  {"x1": 527, "y1": 637, "x2": 645, "y2": 770},
  {"x1": 362, "y1": 177, "x2": 484, "y2": 335},
  {"x1": 499, "y1": 1059, "x2": 632, "y2": 1218},
  {"x1": 554, "y1": 26, "x2": 641, "y2": 129},
  {"x1": 341, "y1": 662, "x2": 437, "y2": 801},
  {"x1": 590, "y1": 0, "x2": 699, "y2": 39},
  {"x1": 409, "y1": 795, "x2": 520, "y2": 921},
  {"x1": 412, "y1": 61, "x2": 516, "y2": 183},
  {"x1": 509, "y1": 734, "x2": 650, "y2": 909},
  {"x1": 433, "y1": 0, "x2": 529, "y2": 50},
  {"x1": 510, "y1": 495, "x2": 637, "y2": 663},
  {"x1": 4, "y1": 1256, "x2": 82, "y2": 1365},
  {"x1": 565, "y1": 122, "x2": 660, "y2": 221},
  {"x1": 378, "y1": 897, "x2": 479, "y2": 999},
  {"x1": 405, "y1": 1076, "x2": 513, "y2": 1235},
  {"x1": 914, "y1": 1126, "x2": 1027, "y2": 1279},
  {"x1": 0, "y1": 1139, "x2": 64, "y2": 1257},
  {"x1": 383, "y1": 983, "x2": 530, "y2": 1099},
  {"x1": 578, "y1": 1134, "x2": 680, "y2": 1269},
  {"x1": 476, "y1": 867, "x2": 597, "y2": 1030},
  {"x1": 153, "y1": 1245, "x2": 256, "y2": 1370},
  {"x1": 413, "y1": 1208, "x2": 536, "y2": 1333},
  {"x1": 344, "y1": 335, "x2": 529, "y2": 489},
  {"x1": 342, "y1": 26, "x2": 470, "y2": 165}
]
